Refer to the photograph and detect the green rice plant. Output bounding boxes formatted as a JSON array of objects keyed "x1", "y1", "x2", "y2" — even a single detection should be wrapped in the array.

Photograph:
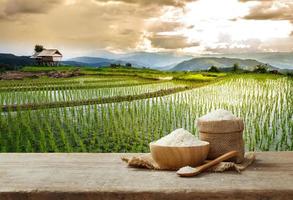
[{"x1": 0, "y1": 74, "x2": 291, "y2": 152}]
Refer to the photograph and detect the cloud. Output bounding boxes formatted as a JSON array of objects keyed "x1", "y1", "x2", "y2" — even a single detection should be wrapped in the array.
[
  {"x1": 119, "y1": 29, "x2": 137, "y2": 36},
  {"x1": 241, "y1": 0, "x2": 293, "y2": 22},
  {"x1": 260, "y1": 37, "x2": 293, "y2": 51},
  {"x1": 206, "y1": 38, "x2": 263, "y2": 54},
  {"x1": 0, "y1": 0, "x2": 292, "y2": 56},
  {"x1": 96, "y1": 0, "x2": 196, "y2": 7},
  {"x1": 206, "y1": 35, "x2": 293, "y2": 53},
  {"x1": 239, "y1": 0, "x2": 272, "y2": 2},
  {"x1": 148, "y1": 34, "x2": 199, "y2": 49},
  {"x1": 0, "y1": 0, "x2": 199, "y2": 53},
  {"x1": 0, "y1": 0, "x2": 164, "y2": 53},
  {"x1": 1, "y1": 0, "x2": 61, "y2": 17},
  {"x1": 147, "y1": 21, "x2": 184, "y2": 33}
]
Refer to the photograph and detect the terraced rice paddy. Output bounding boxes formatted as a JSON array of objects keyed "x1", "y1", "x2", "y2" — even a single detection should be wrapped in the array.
[
  {"x1": 0, "y1": 74, "x2": 292, "y2": 152},
  {"x1": 0, "y1": 81, "x2": 186, "y2": 105}
]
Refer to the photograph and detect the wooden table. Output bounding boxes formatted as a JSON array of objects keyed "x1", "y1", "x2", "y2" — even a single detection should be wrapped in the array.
[{"x1": 0, "y1": 152, "x2": 292, "y2": 200}]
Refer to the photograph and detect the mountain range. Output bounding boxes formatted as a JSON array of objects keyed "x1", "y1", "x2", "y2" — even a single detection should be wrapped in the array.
[
  {"x1": 64, "y1": 57, "x2": 128, "y2": 67},
  {"x1": 67, "y1": 51, "x2": 192, "y2": 69},
  {"x1": 202, "y1": 52, "x2": 293, "y2": 70},
  {"x1": 0, "y1": 51, "x2": 292, "y2": 72},
  {"x1": 68, "y1": 51, "x2": 292, "y2": 71},
  {"x1": 0, "y1": 53, "x2": 35, "y2": 70},
  {"x1": 171, "y1": 57, "x2": 277, "y2": 71}
]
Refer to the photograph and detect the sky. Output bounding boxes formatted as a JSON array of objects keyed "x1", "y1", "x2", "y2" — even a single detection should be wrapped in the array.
[{"x1": 0, "y1": 0, "x2": 293, "y2": 58}]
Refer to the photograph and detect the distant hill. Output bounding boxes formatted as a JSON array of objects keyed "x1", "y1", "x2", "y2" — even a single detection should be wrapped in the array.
[
  {"x1": 61, "y1": 60, "x2": 95, "y2": 67},
  {"x1": 65, "y1": 57, "x2": 127, "y2": 67},
  {"x1": 0, "y1": 53, "x2": 35, "y2": 70},
  {"x1": 202, "y1": 52, "x2": 293, "y2": 69},
  {"x1": 0, "y1": 54, "x2": 130, "y2": 69},
  {"x1": 171, "y1": 57, "x2": 277, "y2": 71},
  {"x1": 65, "y1": 53, "x2": 192, "y2": 69},
  {"x1": 92, "y1": 50, "x2": 193, "y2": 69},
  {"x1": 118, "y1": 52, "x2": 193, "y2": 69},
  {"x1": 1, "y1": 52, "x2": 291, "y2": 73},
  {"x1": 69, "y1": 51, "x2": 293, "y2": 70}
]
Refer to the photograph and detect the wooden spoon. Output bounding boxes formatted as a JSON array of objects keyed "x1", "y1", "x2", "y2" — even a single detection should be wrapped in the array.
[{"x1": 176, "y1": 150, "x2": 238, "y2": 177}]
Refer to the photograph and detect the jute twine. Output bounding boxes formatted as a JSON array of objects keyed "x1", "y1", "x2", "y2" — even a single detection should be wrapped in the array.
[{"x1": 198, "y1": 118, "x2": 245, "y2": 163}]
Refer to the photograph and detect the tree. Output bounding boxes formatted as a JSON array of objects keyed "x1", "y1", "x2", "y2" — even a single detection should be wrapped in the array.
[
  {"x1": 253, "y1": 64, "x2": 267, "y2": 73},
  {"x1": 110, "y1": 63, "x2": 116, "y2": 68},
  {"x1": 110, "y1": 63, "x2": 122, "y2": 68},
  {"x1": 232, "y1": 63, "x2": 239, "y2": 72},
  {"x1": 34, "y1": 45, "x2": 44, "y2": 53},
  {"x1": 125, "y1": 63, "x2": 132, "y2": 67},
  {"x1": 208, "y1": 65, "x2": 219, "y2": 72}
]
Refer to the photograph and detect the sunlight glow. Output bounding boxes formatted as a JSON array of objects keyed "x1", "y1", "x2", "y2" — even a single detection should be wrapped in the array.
[{"x1": 140, "y1": 0, "x2": 293, "y2": 54}]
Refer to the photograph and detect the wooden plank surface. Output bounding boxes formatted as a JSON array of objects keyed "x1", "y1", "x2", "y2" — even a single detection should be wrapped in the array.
[{"x1": 0, "y1": 152, "x2": 292, "y2": 200}]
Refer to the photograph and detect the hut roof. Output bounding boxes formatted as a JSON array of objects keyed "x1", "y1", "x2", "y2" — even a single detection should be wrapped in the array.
[{"x1": 31, "y1": 49, "x2": 62, "y2": 58}]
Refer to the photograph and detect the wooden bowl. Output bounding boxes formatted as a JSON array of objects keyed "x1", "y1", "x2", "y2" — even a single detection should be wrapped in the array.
[{"x1": 150, "y1": 142, "x2": 210, "y2": 170}]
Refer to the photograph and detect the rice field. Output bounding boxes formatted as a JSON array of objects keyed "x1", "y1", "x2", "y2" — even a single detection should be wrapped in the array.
[
  {"x1": 0, "y1": 81, "x2": 186, "y2": 105},
  {"x1": 0, "y1": 74, "x2": 292, "y2": 152}
]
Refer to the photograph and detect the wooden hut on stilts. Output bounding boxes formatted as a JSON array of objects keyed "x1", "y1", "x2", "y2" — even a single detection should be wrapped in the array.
[{"x1": 31, "y1": 49, "x2": 62, "y2": 66}]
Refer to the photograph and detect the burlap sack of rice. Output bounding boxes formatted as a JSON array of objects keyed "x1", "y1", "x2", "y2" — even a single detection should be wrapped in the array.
[{"x1": 197, "y1": 116, "x2": 245, "y2": 163}]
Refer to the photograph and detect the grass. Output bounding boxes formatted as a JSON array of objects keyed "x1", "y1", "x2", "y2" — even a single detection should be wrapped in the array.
[
  {"x1": 20, "y1": 66, "x2": 228, "y2": 81},
  {"x1": 176, "y1": 74, "x2": 217, "y2": 81},
  {"x1": 21, "y1": 66, "x2": 79, "y2": 72}
]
